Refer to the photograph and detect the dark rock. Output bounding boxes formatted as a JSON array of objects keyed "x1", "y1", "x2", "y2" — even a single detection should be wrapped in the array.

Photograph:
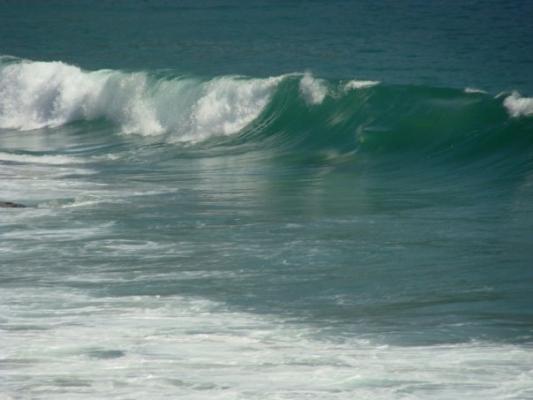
[{"x1": 0, "y1": 201, "x2": 27, "y2": 208}]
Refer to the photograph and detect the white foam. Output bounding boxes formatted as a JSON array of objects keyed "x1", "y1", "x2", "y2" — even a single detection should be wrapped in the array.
[
  {"x1": 185, "y1": 76, "x2": 282, "y2": 142},
  {"x1": 1, "y1": 222, "x2": 115, "y2": 241},
  {"x1": 1, "y1": 288, "x2": 532, "y2": 399},
  {"x1": 299, "y1": 72, "x2": 328, "y2": 105},
  {"x1": 344, "y1": 80, "x2": 380, "y2": 90},
  {"x1": 0, "y1": 60, "x2": 164, "y2": 134},
  {"x1": 464, "y1": 87, "x2": 486, "y2": 94},
  {"x1": 503, "y1": 92, "x2": 533, "y2": 118},
  {"x1": 0, "y1": 152, "x2": 81, "y2": 165},
  {"x1": 0, "y1": 60, "x2": 282, "y2": 141},
  {"x1": 0, "y1": 61, "x2": 104, "y2": 130}
]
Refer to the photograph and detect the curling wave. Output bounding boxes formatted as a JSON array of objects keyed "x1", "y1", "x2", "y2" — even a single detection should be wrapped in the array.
[
  {"x1": 1, "y1": 57, "x2": 532, "y2": 157},
  {"x1": 0, "y1": 56, "x2": 282, "y2": 142}
]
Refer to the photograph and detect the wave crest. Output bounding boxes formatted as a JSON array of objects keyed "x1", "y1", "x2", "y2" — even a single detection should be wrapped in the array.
[
  {"x1": 1, "y1": 57, "x2": 532, "y2": 155},
  {"x1": 299, "y1": 72, "x2": 328, "y2": 105},
  {"x1": 0, "y1": 58, "x2": 282, "y2": 142},
  {"x1": 503, "y1": 92, "x2": 533, "y2": 118}
]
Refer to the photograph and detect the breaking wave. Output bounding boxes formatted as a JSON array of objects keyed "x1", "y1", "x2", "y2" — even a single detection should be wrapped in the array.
[
  {"x1": 1, "y1": 56, "x2": 532, "y2": 157},
  {"x1": 0, "y1": 56, "x2": 282, "y2": 142}
]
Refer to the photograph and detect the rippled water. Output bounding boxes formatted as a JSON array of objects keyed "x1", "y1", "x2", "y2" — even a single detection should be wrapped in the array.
[{"x1": 1, "y1": 1, "x2": 533, "y2": 399}]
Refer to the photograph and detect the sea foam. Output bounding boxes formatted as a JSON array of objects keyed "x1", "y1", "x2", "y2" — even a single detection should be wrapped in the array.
[
  {"x1": 0, "y1": 59, "x2": 282, "y2": 141},
  {"x1": 344, "y1": 79, "x2": 380, "y2": 90},
  {"x1": 0, "y1": 152, "x2": 82, "y2": 165},
  {"x1": 1, "y1": 288, "x2": 532, "y2": 400},
  {"x1": 299, "y1": 72, "x2": 328, "y2": 105},
  {"x1": 464, "y1": 87, "x2": 487, "y2": 94},
  {"x1": 503, "y1": 92, "x2": 533, "y2": 118}
]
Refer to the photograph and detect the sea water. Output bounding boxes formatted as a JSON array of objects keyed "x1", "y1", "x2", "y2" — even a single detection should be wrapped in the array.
[{"x1": 1, "y1": 1, "x2": 533, "y2": 399}]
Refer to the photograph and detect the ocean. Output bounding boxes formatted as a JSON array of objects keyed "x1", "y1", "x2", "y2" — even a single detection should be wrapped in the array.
[{"x1": 1, "y1": 1, "x2": 533, "y2": 399}]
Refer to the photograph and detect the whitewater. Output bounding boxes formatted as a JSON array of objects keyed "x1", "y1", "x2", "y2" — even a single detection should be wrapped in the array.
[
  {"x1": 1, "y1": 57, "x2": 533, "y2": 140},
  {"x1": 4, "y1": 0, "x2": 533, "y2": 397},
  {"x1": 1, "y1": 53, "x2": 533, "y2": 399}
]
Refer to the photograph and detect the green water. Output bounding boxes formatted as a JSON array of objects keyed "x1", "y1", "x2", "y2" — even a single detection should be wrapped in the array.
[{"x1": 1, "y1": 1, "x2": 533, "y2": 399}]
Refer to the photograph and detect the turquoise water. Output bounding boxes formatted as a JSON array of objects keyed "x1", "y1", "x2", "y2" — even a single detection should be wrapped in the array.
[{"x1": 1, "y1": 1, "x2": 533, "y2": 399}]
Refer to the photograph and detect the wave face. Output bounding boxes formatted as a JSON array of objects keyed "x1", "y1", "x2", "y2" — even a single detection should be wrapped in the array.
[
  {"x1": 2, "y1": 57, "x2": 533, "y2": 400},
  {"x1": 1, "y1": 57, "x2": 532, "y2": 157}
]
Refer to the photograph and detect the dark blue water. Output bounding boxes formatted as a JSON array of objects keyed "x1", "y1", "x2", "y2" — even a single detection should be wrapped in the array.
[
  {"x1": 1, "y1": 1, "x2": 533, "y2": 399},
  {"x1": 2, "y1": 0, "x2": 533, "y2": 91}
]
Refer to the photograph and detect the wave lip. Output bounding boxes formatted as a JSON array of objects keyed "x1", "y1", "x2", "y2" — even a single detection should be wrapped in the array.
[
  {"x1": 503, "y1": 92, "x2": 533, "y2": 118},
  {"x1": 299, "y1": 72, "x2": 328, "y2": 105},
  {"x1": 1, "y1": 57, "x2": 532, "y2": 154},
  {"x1": 183, "y1": 75, "x2": 283, "y2": 142},
  {"x1": 0, "y1": 60, "x2": 105, "y2": 131},
  {"x1": 344, "y1": 79, "x2": 380, "y2": 90},
  {"x1": 0, "y1": 58, "x2": 283, "y2": 142},
  {"x1": 464, "y1": 87, "x2": 486, "y2": 94},
  {"x1": 0, "y1": 59, "x2": 163, "y2": 134}
]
